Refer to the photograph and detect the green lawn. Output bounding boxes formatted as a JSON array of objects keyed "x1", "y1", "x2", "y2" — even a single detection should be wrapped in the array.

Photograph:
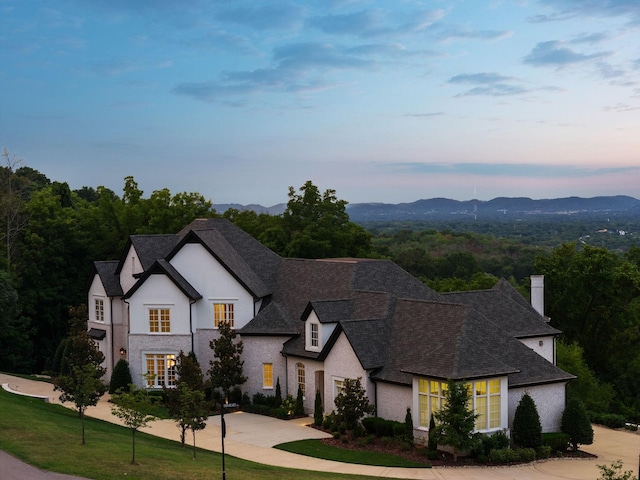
[
  {"x1": 275, "y1": 439, "x2": 430, "y2": 468},
  {"x1": 0, "y1": 388, "x2": 381, "y2": 480}
]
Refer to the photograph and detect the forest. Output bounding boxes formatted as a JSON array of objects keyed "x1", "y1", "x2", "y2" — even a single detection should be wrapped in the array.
[{"x1": 1, "y1": 153, "x2": 639, "y2": 423}]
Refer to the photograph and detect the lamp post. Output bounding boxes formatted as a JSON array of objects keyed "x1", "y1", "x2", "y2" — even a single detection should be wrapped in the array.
[{"x1": 220, "y1": 394, "x2": 226, "y2": 480}]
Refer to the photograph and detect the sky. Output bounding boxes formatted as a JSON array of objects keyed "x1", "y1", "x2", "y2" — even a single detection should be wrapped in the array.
[{"x1": 1, "y1": 0, "x2": 640, "y2": 206}]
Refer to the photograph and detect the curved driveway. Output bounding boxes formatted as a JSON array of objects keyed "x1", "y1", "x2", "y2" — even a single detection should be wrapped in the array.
[{"x1": 2, "y1": 373, "x2": 640, "y2": 480}]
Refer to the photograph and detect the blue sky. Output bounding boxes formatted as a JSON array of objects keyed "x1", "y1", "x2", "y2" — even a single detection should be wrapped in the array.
[{"x1": 1, "y1": 0, "x2": 639, "y2": 206}]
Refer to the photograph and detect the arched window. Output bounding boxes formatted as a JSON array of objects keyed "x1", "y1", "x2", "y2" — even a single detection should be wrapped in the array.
[{"x1": 296, "y1": 362, "x2": 305, "y2": 397}]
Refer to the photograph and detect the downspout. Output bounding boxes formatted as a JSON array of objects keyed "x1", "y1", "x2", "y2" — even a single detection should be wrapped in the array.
[
  {"x1": 110, "y1": 297, "x2": 115, "y2": 371},
  {"x1": 123, "y1": 298, "x2": 130, "y2": 361},
  {"x1": 189, "y1": 298, "x2": 196, "y2": 354},
  {"x1": 372, "y1": 377, "x2": 378, "y2": 417}
]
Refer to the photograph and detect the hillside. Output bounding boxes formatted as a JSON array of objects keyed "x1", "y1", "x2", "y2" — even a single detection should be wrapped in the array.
[{"x1": 215, "y1": 195, "x2": 640, "y2": 222}]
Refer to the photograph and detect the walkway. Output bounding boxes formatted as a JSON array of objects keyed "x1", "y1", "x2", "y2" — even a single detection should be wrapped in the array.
[{"x1": 2, "y1": 373, "x2": 640, "y2": 480}]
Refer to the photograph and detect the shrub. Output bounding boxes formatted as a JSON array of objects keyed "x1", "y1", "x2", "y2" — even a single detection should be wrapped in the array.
[
  {"x1": 562, "y1": 399, "x2": 594, "y2": 451},
  {"x1": 512, "y1": 392, "x2": 542, "y2": 449},
  {"x1": 334, "y1": 377, "x2": 373, "y2": 431},
  {"x1": 294, "y1": 384, "x2": 304, "y2": 416},
  {"x1": 314, "y1": 390, "x2": 323, "y2": 427},
  {"x1": 536, "y1": 445, "x2": 552, "y2": 459},
  {"x1": 109, "y1": 359, "x2": 132, "y2": 394},
  {"x1": 489, "y1": 447, "x2": 536, "y2": 464},
  {"x1": 596, "y1": 460, "x2": 639, "y2": 480},
  {"x1": 275, "y1": 377, "x2": 282, "y2": 407},
  {"x1": 542, "y1": 432, "x2": 569, "y2": 453},
  {"x1": 361, "y1": 417, "x2": 402, "y2": 437},
  {"x1": 475, "y1": 429, "x2": 510, "y2": 456},
  {"x1": 427, "y1": 415, "x2": 437, "y2": 451},
  {"x1": 403, "y1": 408, "x2": 414, "y2": 446},
  {"x1": 593, "y1": 413, "x2": 627, "y2": 429}
]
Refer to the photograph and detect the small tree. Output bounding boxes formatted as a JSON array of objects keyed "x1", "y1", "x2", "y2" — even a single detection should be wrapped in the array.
[
  {"x1": 109, "y1": 359, "x2": 132, "y2": 394},
  {"x1": 314, "y1": 390, "x2": 323, "y2": 427},
  {"x1": 111, "y1": 385, "x2": 157, "y2": 464},
  {"x1": 334, "y1": 377, "x2": 373, "y2": 432},
  {"x1": 294, "y1": 384, "x2": 305, "y2": 416},
  {"x1": 275, "y1": 377, "x2": 282, "y2": 407},
  {"x1": 165, "y1": 351, "x2": 206, "y2": 446},
  {"x1": 175, "y1": 383, "x2": 209, "y2": 459},
  {"x1": 208, "y1": 321, "x2": 247, "y2": 403},
  {"x1": 512, "y1": 392, "x2": 542, "y2": 449},
  {"x1": 561, "y1": 398, "x2": 593, "y2": 451},
  {"x1": 54, "y1": 331, "x2": 106, "y2": 445},
  {"x1": 427, "y1": 414, "x2": 437, "y2": 451},
  {"x1": 404, "y1": 407, "x2": 414, "y2": 446},
  {"x1": 432, "y1": 380, "x2": 477, "y2": 462},
  {"x1": 597, "y1": 460, "x2": 638, "y2": 480}
]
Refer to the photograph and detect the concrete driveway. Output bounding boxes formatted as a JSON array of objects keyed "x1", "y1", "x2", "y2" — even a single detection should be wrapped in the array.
[{"x1": 2, "y1": 373, "x2": 640, "y2": 480}]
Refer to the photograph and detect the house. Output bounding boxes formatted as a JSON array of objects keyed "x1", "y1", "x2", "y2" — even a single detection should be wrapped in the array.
[{"x1": 87, "y1": 218, "x2": 574, "y2": 438}]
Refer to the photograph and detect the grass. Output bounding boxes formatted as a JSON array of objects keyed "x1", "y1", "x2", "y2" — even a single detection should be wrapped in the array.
[
  {"x1": 0, "y1": 388, "x2": 381, "y2": 480},
  {"x1": 275, "y1": 439, "x2": 429, "y2": 468}
]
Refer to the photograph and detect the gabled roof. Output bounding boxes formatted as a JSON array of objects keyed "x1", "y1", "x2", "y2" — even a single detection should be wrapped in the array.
[
  {"x1": 92, "y1": 261, "x2": 124, "y2": 297},
  {"x1": 115, "y1": 235, "x2": 178, "y2": 274},
  {"x1": 441, "y1": 280, "x2": 560, "y2": 339},
  {"x1": 123, "y1": 259, "x2": 202, "y2": 301},
  {"x1": 171, "y1": 218, "x2": 281, "y2": 298}
]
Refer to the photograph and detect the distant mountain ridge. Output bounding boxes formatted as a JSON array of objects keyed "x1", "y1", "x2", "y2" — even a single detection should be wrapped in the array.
[{"x1": 214, "y1": 195, "x2": 640, "y2": 222}]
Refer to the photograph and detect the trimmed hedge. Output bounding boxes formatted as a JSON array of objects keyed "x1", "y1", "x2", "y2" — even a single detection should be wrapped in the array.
[
  {"x1": 488, "y1": 447, "x2": 536, "y2": 464},
  {"x1": 589, "y1": 412, "x2": 627, "y2": 429},
  {"x1": 362, "y1": 417, "x2": 405, "y2": 438},
  {"x1": 542, "y1": 432, "x2": 569, "y2": 452}
]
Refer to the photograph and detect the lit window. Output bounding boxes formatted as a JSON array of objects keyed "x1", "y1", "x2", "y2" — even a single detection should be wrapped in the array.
[
  {"x1": 95, "y1": 298, "x2": 104, "y2": 322},
  {"x1": 334, "y1": 378, "x2": 345, "y2": 398},
  {"x1": 145, "y1": 353, "x2": 177, "y2": 388},
  {"x1": 310, "y1": 323, "x2": 319, "y2": 347},
  {"x1": 149, "y1": 308, "x2": 170, "y2": 333},
  {"x1": 214, "y1": 303, "x2": 235, "y2": 328},
  {"x1": 263, "y1": 363, "x2": 273, "y2": 389},
  {"x1": 296, "y1": 363, "x2": 306, "y2": 397},
  {"x1": 419, "y1": 378, "x2": 502, "y2": 431}
]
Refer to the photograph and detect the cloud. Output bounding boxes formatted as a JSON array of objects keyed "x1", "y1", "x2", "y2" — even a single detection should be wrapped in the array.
[
  {"x1": 215, "y1": 3, "x2": 303, "y2": 30},
  {"x1": 523, "y1": 40, "x2": 610, "y2": 67},
  {"x1": 307, "y1": 10, "x2": 382, "y2": 36},
  {"x1": 83, "y1": 60, "x2": 173, "y2": 77},
  {"x1": 448, "y1": 73, "x2": 514, "y2": 84},
  {"x1": 538, "y1": 0, "x2": 640, "y2": 22},
  {"x1": 447, "y1": 72, "x2": 530, "y2": 97},
  {"x1": 430, "y1": 23, "x2": 513, "y2": 43},
  {"x1": 172, "y1": 42, "x2": 374, "y2": 102}
]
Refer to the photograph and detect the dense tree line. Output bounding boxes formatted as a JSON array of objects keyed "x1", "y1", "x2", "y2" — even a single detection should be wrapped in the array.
[
  {"x1": 2, "y1": 154, "x2": 640, "y2": 420},
  {"x1": 0, "y1": 163, "x2": 371, "y2": 373}
]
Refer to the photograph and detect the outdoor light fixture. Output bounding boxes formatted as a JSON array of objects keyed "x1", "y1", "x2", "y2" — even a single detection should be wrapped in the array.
[{"x1": 119, "y1": 347, "x2": 126, "y2": 356}]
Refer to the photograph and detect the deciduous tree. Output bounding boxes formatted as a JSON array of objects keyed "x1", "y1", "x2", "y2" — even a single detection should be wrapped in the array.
[{"x1": 54, "y1": 331, "x2": 107, "y2": 444}]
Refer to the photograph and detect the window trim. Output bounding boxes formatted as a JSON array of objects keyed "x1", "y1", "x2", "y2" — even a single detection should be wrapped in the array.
[
  {"x1": 211, "y1": 300, "x2": 237, "y2": 328},
  {"x1": 94, "y1": 297, "x2": 105, "y2": 323},
  {"x1": 296, "y1": 362, "x2": 306, "y2": 398},
  {"x1": 417, "y1": 378, "x2": 503, "y2": 433},
  {"x1": 148, "y1": 306, "x2": 171, "y2": 333},
  {"x1": 144, "y1": 353, "x2": 178, "y2": 389}
]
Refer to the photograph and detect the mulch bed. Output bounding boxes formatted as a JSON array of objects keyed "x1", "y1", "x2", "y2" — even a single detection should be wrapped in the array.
[{"x1": 319, "y1": 435, "x2": 596, "y2": 467}]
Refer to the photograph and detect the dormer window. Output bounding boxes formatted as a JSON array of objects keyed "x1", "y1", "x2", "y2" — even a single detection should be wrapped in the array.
[{"x1": 306, "y1": 319, "x2": 321, "y2": 352}]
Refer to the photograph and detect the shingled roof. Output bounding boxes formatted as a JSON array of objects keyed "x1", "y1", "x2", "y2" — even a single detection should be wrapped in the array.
[
  {"x1": 116, "y1": 234, "x2": 178, "y2": 274},
  {"x1": 92, "y1": 261, "x2": 123, "y2": 297},
  {"x1": 441, "y1": 280, "x2": 560, "y2": 339},
  {"x1": 172, "y1": 218, "x2": 281, "y2": 298}
]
